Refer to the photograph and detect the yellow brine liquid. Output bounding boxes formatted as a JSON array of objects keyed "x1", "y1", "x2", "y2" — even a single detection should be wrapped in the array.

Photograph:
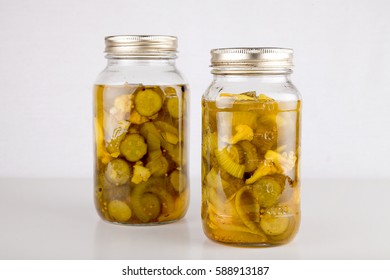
[
  {"x1": 94, "y1": 84, "x2": 189, "y2": 224},
  {"x1": 202, "y1": 92, "x2": 301, "y2": 245}
]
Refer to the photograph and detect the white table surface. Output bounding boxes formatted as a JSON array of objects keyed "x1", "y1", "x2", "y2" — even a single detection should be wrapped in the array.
[{"x1": 0, "y1": 178, "x2": 389, "y2": 260}]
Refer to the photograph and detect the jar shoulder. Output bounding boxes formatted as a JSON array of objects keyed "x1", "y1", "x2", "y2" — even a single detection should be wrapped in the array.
[
  {"x1": 95, "y1": 66, "x2": 187, "y2": 86},
  {"x1": 203, "y1": 77, "x2": 301, "y2": 102}
]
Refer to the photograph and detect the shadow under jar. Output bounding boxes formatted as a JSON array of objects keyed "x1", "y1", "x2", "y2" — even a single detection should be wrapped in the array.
[
  {"x1": 94, "y1": 35, "x2": 189, "y2": 225},
  {"x1": 201, "y1": 47, "x2": 302, "y2": 246}
]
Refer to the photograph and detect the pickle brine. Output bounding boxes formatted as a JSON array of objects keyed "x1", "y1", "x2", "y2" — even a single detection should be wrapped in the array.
[
  {"x1": 202, "y1": 92, "x2": 301, "y2": 245},
  {"x1": 94, "y1": 84, "x2": 189, "y2": 224}
]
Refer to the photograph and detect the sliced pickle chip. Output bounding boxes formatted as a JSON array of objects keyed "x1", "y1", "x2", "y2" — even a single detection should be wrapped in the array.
[
  {"x1": 105, "y1": 159, "x2": 131, "y2": 185},
  {"x1": 226, "y1": 144, "x2": 245, "y2": 164},
  {"x1": 169, "y1": 170, "x2": 186, "y2": 192},
  {"x1": 131, "y1": 178, "x2": 169, "y2": 222},
  {"x1": 260, "y1": 211, "x2": 289, "y2": 236},
  {"x1": 140, "y1": 193, "x2": 161, "y2": 221},
  {"x1": 252, "y1": 177, "x2": 283, "y2": 208},
  {"x1": 145, "y1": 132, "x2": 161, "y2": 152},
  {"x1": 235, "y1": 186, "x2": 260, "y2": 232},
  {"x1": 106, "y1": 120, "x2": 130, "y2": 157},
  {"x1": 146, "y1": 155, "x2": 169, "y2": 177},
  {"x1": 166, "y1": 97, "x2": 182, "y2": 119},
  {"x1": 135, "y1": 89, "x2": 163, "y2": 117},
  {"x1": 108, "y1": 200, "x2": 132, "y2": 223},
  {"x1": 154, "y1": 121, "x2": 179, "y2": 136},
  {"x1": 237, "y1": 140, "x2": 258, "y2": 173},
  {"x1": 215, "y1": 148, "x2": 245, "y2": 179},
  {"x1": 120, "y1": 134, "x2": 147, "y2": 162}
]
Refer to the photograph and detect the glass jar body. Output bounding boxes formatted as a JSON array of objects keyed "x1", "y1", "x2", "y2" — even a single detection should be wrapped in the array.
[
  {"x1": 94, "y1": 58, "x2": 189, "y2": 225},
  {"x1": 201, "y1": 74, "x2": 301, "y2": 246}
]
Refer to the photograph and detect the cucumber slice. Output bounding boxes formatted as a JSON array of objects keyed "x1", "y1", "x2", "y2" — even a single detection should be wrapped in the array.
[
  {"x1": 140, "y1": 193, "x2": 161, "y2": 221},
  {"x1": 105, "y1": 159, "x2": 131, "y2": 186},
  {"x1": 166, "y1": 97, "x2": 182, "y2": 119},
  {"x1": 154, "y1": 121, "x2": 179, "y2": 136},
  {"x1": 235, "y1": 186, "x2": 260, "y2": 232},
  {"x1": 135, "y1": 89, "x2": 163, "y2": 117},
  {"x1": 238, "y1": 140, "x2": 258, "y2": 173},
  {"x1": 108, "y1": 200, "x2": 132, "y2": 223},
  {"x1": 120, "y1": 134, "x2": 147, "y2": 162},
  {"x1": 169, "y1": 170, "x2": 187, "y2": 192},
  {"x1": 146, "y1": 155, "x2": 169, "y2": 177},
  {"x1": 106, "y1": 120, "x2": 130, "y2": 157},
  {"x1": 252, "y1": 177, "x2": 283, "y2": 208},
  {"x1": 215, "y1": 148, "x2": 245, "y2": 179},
  {"x1": 260, "y1": 212, "x2": 289, "y2": 236}
]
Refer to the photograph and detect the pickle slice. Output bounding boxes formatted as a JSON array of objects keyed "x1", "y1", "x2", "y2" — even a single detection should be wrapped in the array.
[
  {"x1": 161, "y1": 132, "x2": 179, "y2": 145},
  {"x1": 140, "y1": 193, "x2": 161, "y2": 221},
  {"x1": 166, "y1": 97, "x2": 182, "y2": 119},
  {"x1": 105, "y1": 159, "x2": 131, "y2": 186},
  {"x1": 146, "y1": 155, "x2": 169, "y2": 177},
  {"x1": 131, "y1": 178, "x2": 166, "y2": 222},
  {"x1": 154, "y1": 121, "x2": 179, "y2": 136},
  {"x1": 134, "y1": 89, "x2": 163, "y2": 117},
  {"x1": 215, "y1": 148, "x2": 245, "y2": 179},
  {"x1": 260, "y1": 212, "x2": 289, "y2": 236},
  {"x1": 108, "y1": 200, "x2": 132, "y2": 223},
  {"x1": 226, "y1": 144, "x2": 245, "y2": 164},
  {"x1": 145, "y1": 132, "x2": 161, "y2": 152},
  {"x1": 238, "y1": 140, "x2": 258, "y2": 173},
  {"x1": 235, "y1": 186, "x2": 260, "y2": 232},
  {"x1": 252, "y1": 177, "x2": 283, "y2": 208},
  {"x1": 269, "y1": 216, "x2": 296, "y2": 241},
  {"x1": 120, "y1": 134, "x2": 147, "y2": 162},
  {"x1": 106, "y1": 120, "x2": 130, "y2": 158}
]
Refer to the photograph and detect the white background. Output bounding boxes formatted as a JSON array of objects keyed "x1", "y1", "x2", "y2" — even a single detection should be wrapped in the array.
[{"x1": 0, "y1": 0, "x2": 390, "y2": 179}]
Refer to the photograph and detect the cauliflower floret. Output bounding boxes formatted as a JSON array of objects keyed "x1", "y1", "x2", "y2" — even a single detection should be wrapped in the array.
[
  {"x1": 245, "y1": 150, "x2": 297, "y2": 184},
  {"x1": 223, "y1": 124, "x2": 254, "y2": 144},
  {"x1": 131, "y1": 161, "x2": 151, "y2": 184},
  {"x1": 110, "y1": 95, "x2": 132, "y2": 121},
  {"x1": 245, "y1": 160, "x2": 277, "y2": 184},
  {"x1": 265, "y1": 150, "x2": 297, "y2": 172},
  {"x1": 129, "y1": 110, "x2": 149, "y2": 124}
]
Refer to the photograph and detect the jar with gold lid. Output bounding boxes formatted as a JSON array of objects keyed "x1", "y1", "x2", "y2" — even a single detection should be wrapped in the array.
[
  {"x1": 93, "y1": 35, "x2": 189, "y2": 225},
  {"x1": 201, "y1": 47, "x2": 301, "y2": 245}
]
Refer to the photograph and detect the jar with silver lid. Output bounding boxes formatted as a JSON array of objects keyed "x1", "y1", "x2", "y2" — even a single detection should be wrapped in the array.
[
  {"x1": 93, "y1": 35, "x2": 189, "y2": 225},
  {"x1": 201, "y1": 48, "x2": 301, "y2": 246}
]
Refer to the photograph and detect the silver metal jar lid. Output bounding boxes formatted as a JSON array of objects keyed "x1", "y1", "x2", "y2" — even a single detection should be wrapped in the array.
[
  {"x1": 105, "y1": 35, "x2": 177, "y2": 57},
  {"x1": 211, "y1": 47, "x2": 293, "y2": 74}
]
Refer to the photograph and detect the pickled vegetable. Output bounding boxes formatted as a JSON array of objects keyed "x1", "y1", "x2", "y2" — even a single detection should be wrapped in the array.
[
  {"x1": 120, "y1": 134, "x2": 147, "y2": 162},
  {"x1": 252, "y1": 177, "x2": 283, "y2": 208},
  {"x1": 106, "y1": 120, "x2": 130, "y2": 157},
  {"x1": 135, "y1": 88, "x2": 163, "y2": 117},
  {"x1": 215, "y1": 148, "x2": 245, "y2": 179},
  {"x1": 94, "y1": 84, "x2": 188, "y2": 224},
  {"x1": 202, "y1": 92, "x2": 300, "y2": 245},
  {"x1": 105, "y1": 159, "x2": 131, "y2": 186},
  {"x1": 108, "y1": 200, "x2": 132, "y2": 223},
  {"x1": 166, "y1": 97, "x2": 182, "y2": 119},
  {"x1": 260, "y1": 211, "x2": 289, "y2": 236}
]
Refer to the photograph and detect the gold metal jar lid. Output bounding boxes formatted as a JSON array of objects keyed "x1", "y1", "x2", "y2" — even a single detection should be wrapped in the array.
[
  {"x1": 105, "y1": 35, "x2": 177, "y2": 57},
  {"x1": 211, "y1": 47, "x2": 293, "y2": 74}
]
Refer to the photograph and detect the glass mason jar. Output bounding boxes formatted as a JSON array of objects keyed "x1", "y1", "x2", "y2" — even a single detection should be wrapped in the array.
[
  {"x1": 201, "y1": 48, "x2": 301, "y2": 246},
  {"x1": 93, "y1": 35, "x2": 189, "y2": 225}
]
